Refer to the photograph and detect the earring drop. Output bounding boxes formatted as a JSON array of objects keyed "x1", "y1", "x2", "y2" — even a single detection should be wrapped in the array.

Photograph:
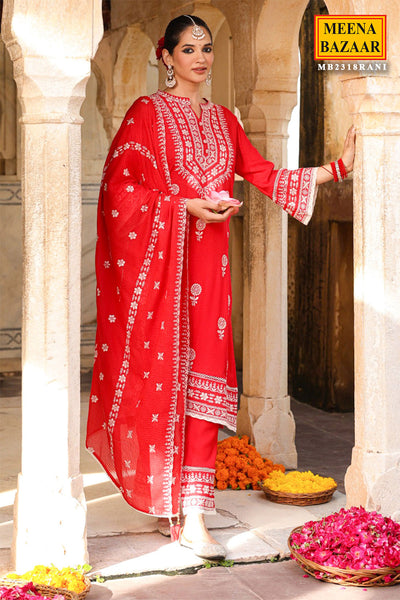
[
  {"x1": 206, "y1": 69, "x2": 212, "y2": 86},
  {"x1": 165, "y1": 64, "x2": 176, "y2": 88}
]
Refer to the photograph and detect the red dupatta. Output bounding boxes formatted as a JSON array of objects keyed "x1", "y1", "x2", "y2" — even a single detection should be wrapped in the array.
[{"x1": 86, "y1": 96, "x2": 189, "y2": 517}]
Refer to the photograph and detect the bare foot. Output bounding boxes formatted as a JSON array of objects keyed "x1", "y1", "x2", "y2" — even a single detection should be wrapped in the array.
[{"x1": 181, "y1": 512, "x2": 219, "y2": 545}]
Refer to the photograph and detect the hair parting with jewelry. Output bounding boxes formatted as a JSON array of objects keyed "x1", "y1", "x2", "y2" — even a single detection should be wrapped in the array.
[{"x1": 157, "y1": 14, "x2": 212, "y2": 58}]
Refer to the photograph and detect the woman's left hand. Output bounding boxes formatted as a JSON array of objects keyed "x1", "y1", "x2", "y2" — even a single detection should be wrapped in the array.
[{"x1": 341, "y1": 125, "x2": 356, "y2": 174}]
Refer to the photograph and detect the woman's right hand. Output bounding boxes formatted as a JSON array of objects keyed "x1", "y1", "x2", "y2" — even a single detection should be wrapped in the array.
[{"x1": 185, "y1": 198, "x2": 240, "y2": 223}]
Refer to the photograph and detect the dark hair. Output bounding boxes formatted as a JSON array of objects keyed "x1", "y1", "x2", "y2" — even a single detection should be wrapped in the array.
[{"x1": 163, "y1": 15, "x2": 212, "y2": 55}]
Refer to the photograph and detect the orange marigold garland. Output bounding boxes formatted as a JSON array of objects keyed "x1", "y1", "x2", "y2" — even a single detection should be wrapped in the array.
[{"x1": 214, "y1": 435, "x2": 285, "y2": 490}]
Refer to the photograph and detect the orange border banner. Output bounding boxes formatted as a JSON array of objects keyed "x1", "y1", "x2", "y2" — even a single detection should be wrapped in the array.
[{"x1": 314, "y1": 15, "x2": 386, "y2": 60}]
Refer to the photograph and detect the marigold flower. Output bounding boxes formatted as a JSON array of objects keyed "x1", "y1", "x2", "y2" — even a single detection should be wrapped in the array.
[
  {"x1": 215, "y1": 435, "x2": 285, "y2": 490},
  {"x1": 262, "y1": 470, "x2": 336, "y2": 494},
  {"x1": 216, "y1": 468, "x2": 229, "y2": 481},
  {"x1": 9, "y1": 565, "x2": 89, "y2": 593},
  {"x1": 216, "y1": 480, "x2": 228, "y2": 490}
]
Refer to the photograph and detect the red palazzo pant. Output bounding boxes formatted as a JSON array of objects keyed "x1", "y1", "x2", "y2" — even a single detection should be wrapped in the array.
[{"x1": 181, "y1": 415, "x2": 220, "y2": 514}]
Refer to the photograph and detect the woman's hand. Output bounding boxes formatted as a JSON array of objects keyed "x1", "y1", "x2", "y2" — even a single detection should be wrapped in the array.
[
  {"x1": 341, "y1": 125, "x2": 356, "y2": 174},
  {"x1": 185, "y1": 198, "x2": 240, "y2": 223}
]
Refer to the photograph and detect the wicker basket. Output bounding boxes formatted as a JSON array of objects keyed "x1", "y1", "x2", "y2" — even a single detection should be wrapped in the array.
[
  {"x1": 288, "y1": 527, "x2": 400, "y2": 587},
  {"x1": 259, "y1": 482, "x2": 337, "y2": 506},
  {"x1": 0, "y1": 576, "x2": 91, "y2": 600}
]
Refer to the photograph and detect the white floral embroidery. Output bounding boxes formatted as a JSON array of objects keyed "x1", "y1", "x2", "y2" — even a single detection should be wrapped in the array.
[
  {"x1": 160, "y1": 321, "x2": 165, "y2": 330},
  {"x1": 108, "y1": 314, "x2": 116, "y2": 323},
  {"x1": 123, "y1": 168, "x2": 130, "y2": 176},
  {"x1": 156, "y1": 383, "x2": 163, "y2": 391},
  {"x1": 147, "y1": 475, "x2": 154, "y2": 484},
  {"x1": 126, "y1": 489, "x2": 132, "y2": 497},
  {"x1": 103, "y1": 183, "x2": 108, "y2": 191},
  {"x1": 149, "y1": 445, "x2": 156, "y2": 453},
  {"x1": 126, "y1": 185, "x2": 135, "y2": 192},
  {"x1": 127, "y1": 118, "x2": 135, "y2": 125},
  {"x1": 158, "y1": 251, "x2": 164, "y2": 259},
  {"x1": 195, "y1": 219, "x2": 206, "y2": 241},
  {"x1": 124, "y1": 460, "x2": 131, "y2": 468},
  {"x1": 91, "y1": 395, "x2": 98, "y2": 403},
  {"x1": 127, "y1": 430, "x2": 133, "y2": 438},
  {"x1": 144, "y1": 341, "x2": 150, "y2": 349},
  {"x1": 104, "y1": 261, "x2": 110, "y2": 269},
  {"x1": 117, "y1": 259, "x2": 125, "y2": 267},
  {"x1": 217, "y1": 317, "x2": 227, "y2": 340},
  {"x1": 221, "y1": 254, "x2": 228, "y2": 277},
  {"x1": 147, "y1": 311, "x2": 153, "y2": 319},
  {"x1": 141, "y1": 205, "x2": 148, "y2": 212},
  {"x1": 144, "y1": 372, "x2": 150, "y2": 379},
  {"x1": 170, "y1": 183, "x2": 180, "y2": 195},
  {"x1": 99, "y1": 372, "x2": 104, "y2": 381},
  {"x1": 158, "y1": 352, "x2": 164, "y2": 360},
  {"x1": 129, "y1": 231, "x2": 137, "y2": 240},
  {"x1": 112, "y1": 210, "x2": 119, "y2": 218},
  {"x1": 190, "y1": 283, "x2": 202, "y2": 306},
  {"x1": 149, "y1": 506, "x2": 155, "y2": 514},
  {"x1": 152, "y1": 414, "x2": 159, "y2": 422},
  {"x1": 189, "y1": 348, "x2": 196, "y2": 369}
]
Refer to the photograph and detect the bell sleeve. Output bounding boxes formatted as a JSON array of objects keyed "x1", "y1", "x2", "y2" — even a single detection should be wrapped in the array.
[{"x1": 234, "y1": 116, "x2": 318, "y2": 225}]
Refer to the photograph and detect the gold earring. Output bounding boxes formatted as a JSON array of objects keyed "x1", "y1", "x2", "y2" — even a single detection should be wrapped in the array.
[{"x1": 165, "y1": 64, "x2": 176, "y2": 88}]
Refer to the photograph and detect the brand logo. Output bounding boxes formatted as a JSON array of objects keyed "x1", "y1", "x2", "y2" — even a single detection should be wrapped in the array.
[{"x1": 314, "y1": 15, "x2": 386, "y2": 60}]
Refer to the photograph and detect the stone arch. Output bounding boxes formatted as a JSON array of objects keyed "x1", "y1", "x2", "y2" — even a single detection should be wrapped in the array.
[
  {"x1": 81, "y1": 65, "x2": 109, "y2": 179},
  {"x1": 113, "y1": 25, "x2": 154, "y2": 132},
  {"x1": 253, "y1": 0, "x2": 309, "y2": 161}
]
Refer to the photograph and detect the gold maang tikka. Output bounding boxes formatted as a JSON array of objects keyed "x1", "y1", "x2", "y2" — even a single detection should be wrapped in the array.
[{"x1": 184, "y1": 15, "x2": 206, "y2": 40}]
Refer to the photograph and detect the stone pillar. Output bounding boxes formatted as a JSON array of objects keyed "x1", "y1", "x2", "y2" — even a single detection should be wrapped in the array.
[
  {"x1": 2, "y1": 0, "x2": 103, "y2": 571},
  {"x1": 343, "y1": 74, "x2": 400, "y2": 516},
  {"x1": 237, "y1": 93, "x2": 298, "y2": 468}
]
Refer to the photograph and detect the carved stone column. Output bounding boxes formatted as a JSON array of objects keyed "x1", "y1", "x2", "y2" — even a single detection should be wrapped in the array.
[
  {"x1": 343, "y1": 74, "x2": 400, "y2": 516},
  {"x1": 2, "y1": 0, "x2": 103, "y2": 570},
  {"x1": 237, "y1": 92, "x2": 298, "y2": 468}
]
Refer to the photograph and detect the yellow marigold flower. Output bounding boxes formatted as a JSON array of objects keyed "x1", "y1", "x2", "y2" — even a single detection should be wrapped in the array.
[{"x1": 262, "y1": 470, "x2": 336, "y2": 493}]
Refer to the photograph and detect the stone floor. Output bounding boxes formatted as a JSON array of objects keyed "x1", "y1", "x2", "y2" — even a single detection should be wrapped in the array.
[{"x1": 3, "y1": 376, "x2": 398, "y2": 598}]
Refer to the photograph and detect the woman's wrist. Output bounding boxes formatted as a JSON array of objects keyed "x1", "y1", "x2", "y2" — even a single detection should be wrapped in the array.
[{"x1": 319, "y1": 158, "x2": 349, "y2": 183}]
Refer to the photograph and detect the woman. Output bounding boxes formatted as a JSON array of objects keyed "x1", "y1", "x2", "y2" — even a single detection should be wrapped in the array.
[{"x1": 86, "y1": 14, "x2": 355, "y2": 560}]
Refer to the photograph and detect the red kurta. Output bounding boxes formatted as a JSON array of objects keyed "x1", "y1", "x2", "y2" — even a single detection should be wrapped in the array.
[{"x1": 86, "y1": 90, "x2": 317, "y2": 517}]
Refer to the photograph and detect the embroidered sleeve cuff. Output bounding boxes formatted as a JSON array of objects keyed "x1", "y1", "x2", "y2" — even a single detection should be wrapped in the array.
[{"x1": 272, "y1": 167, "x2": 318, "y2": 225}]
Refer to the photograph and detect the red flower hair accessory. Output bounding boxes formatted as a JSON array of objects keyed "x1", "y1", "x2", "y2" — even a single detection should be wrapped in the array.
[{"x1": 156, "y1": 37, "x2": 165, "y2": 61}]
